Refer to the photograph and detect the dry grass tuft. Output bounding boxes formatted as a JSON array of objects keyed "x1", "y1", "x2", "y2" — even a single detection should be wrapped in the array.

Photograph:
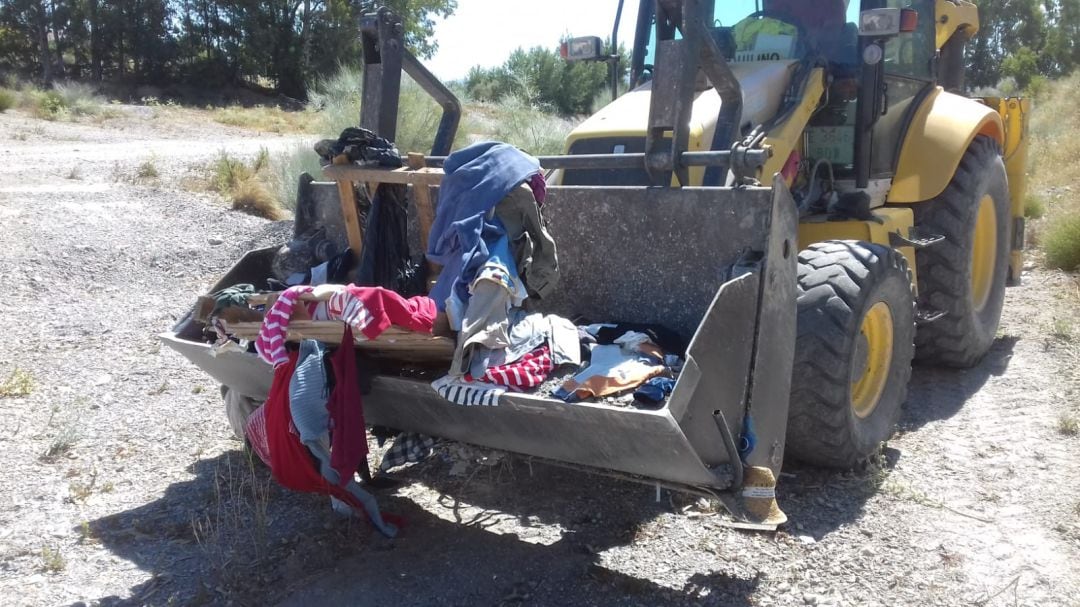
[
  {"x1": 1059, "y1": 413, "x2": 1080, "y2": 436},
  {"x1": 16, "y1": 82, "x2": 114, "y2": 121},
  {"x1": 1044, "y1": 214, "x2": 1080, "y2": 272},
  {"x1": 0, "y1": 88, "x2": 15, "y2": 112},
  {"x1": 135, "y1": 159, "x2": 160, "y2": 180},
  {"x1": 232, "y1": 179, "x2": 285, "y2": 220},
  {"x1": 0, "y1": 368, "x2": 33, "y2": 397},
  {"x1": 1029, "y1": 75, "x2": 1080, "y2": 272},
  {"x1": 1024, "y1": 194, "x2": 1046, "y2": 219},
  {"x1": 213, "y1": 105, "x2": 316, "y2": 133},
  {"x1": 39, "y1": 545, "x2": 66, "y2": 573},
  {"x1": 209, "y1": 149, "x2": 285, "y2": 220}
]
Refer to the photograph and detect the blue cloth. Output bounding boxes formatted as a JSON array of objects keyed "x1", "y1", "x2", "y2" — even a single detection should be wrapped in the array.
[
  {"x1": 738, "y1": 414, "x2": 757, "y2": 459},
  {"x1": 633, "y1": 376, "x2": 676, "y2": 406},
  {"x1": 427, "y1": 142, "x2": 540, "y2": 310}
]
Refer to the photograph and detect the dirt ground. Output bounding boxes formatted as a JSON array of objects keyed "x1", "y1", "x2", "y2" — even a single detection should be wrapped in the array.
[{"x1": 0, "y1": 108, "x2": 1078, "y2": 607}]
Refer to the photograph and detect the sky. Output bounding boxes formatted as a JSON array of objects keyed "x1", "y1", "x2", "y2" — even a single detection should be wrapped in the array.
[{"x1": 425, "y1": 0, "x2": 642, "y2": 82}]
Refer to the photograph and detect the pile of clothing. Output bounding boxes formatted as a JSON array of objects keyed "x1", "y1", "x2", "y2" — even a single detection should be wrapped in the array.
[
  {"x1": 199, "y1": 137, "x2": 690, "y2": 537},
  {"x1": 424, "y1": 143, "x2": 684, "y2": 409},
  {"x1": 244, "y1": 284, "x2": 438, "y2": 538}
]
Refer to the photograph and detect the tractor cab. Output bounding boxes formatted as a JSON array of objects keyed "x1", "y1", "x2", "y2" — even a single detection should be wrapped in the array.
[{"x1": 562, "y1": 0, "x2": 940, "y2": 203}]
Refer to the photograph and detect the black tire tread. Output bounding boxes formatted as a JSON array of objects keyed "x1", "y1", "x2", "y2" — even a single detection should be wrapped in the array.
[
  {"x1": 786, "y1": 241, "x2": 915, "y2": 468},
  {"x1": 912, "y1": 135, "x2": 1010, "y2": 367}
]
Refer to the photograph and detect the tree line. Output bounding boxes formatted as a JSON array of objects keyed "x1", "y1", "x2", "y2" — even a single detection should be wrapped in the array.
[
  {"x1": 0, "y1": 1, "x2": 1077, "y2": 102},
  {"x1": 968, "y1": 0, "x2": 1080, "y2": 90},
  {"x1": 464, "y1": 45, "x2": 628, "y2": 115},
  {"x1": 0, "y1": 0, "x2": 455, "y2": 99}
]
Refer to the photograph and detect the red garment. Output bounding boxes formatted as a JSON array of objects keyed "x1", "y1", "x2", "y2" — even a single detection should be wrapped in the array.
[
  {"x1": 328, "y1": 325, "x2": 366, "y2": 486},
  {"x1": 347, "y1": 286, "x2": 437, "y2": 339},
  {"x1": 244, "y1": 403, "x2": 271, "y2": 466},
  {"x1": 468, "y1": 345, "x2": 553, "y2": 390},
  {"x1": 263, "y1": 351, "x2": 402, "y2": 531}
]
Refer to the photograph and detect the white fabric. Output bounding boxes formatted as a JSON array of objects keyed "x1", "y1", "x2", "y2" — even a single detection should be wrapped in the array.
[{"x1": 432, "y1": 375, "x2": 505, "y2": 406}]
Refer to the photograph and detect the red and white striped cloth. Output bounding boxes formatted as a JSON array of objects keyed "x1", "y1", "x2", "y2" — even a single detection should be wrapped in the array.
[
  {"x1": 255, "y1": 284, "x2": 438, "y2": 367},
  {"x1": 468, "y1": 346, "x2": 553, "y2": 390},
  {"x1": 255, "y1": 285, "x2": 313, "y2": 367},
  {"x1": 318, "y1": 287, "x2": 376, "y2": 337}
]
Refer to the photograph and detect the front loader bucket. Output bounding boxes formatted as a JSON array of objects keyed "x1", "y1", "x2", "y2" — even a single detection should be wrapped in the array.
[{"x1": 163, "y1": 178, "x2": 798, "y2": 501}]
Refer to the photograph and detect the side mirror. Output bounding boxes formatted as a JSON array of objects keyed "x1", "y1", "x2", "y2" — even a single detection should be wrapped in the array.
[
  {"x1": 858, "y1": 8, "x2": 918, "y2": 37},
  {"x1": 560, "y1": 36, "x2": 604, "y2": 62}
]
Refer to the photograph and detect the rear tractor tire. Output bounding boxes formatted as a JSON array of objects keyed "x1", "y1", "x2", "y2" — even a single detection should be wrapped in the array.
[
  {"x1": 912, "y1": 135, "x2": 1011, "y2": 368},
  {"x1": 786, "y1": 241, "x2": 915, "y2": 468}
]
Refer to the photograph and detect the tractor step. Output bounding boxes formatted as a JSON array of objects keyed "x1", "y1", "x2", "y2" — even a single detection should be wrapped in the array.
[
  {"x1": 915, "y1": 307, "x2": 948, "y2": 325},
  {"x1": 890, "y1": 228, "x2": 946, "y2": 250}
]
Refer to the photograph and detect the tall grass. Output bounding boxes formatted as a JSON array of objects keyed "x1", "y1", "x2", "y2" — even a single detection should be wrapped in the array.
[
  {"x1": 211, "y1": 149, "x2": 286, "y2": 220},
  {"x1": 267, "y1": 65, "x2": 575, "y2": 209},
  {"x1": 213, "y1": 105, "x2": 317, "y2": 133},
  {"x1": 1028, "y1": 73, "x2": 1080, "y2": 272},
  {"x1": 271, "y1": 143, "x2": 324, "y2": 212},
  {"x1": 0, "y1": 88, "x2": 14, "y2": 112},
  {"x1": 14, "y1": 82, "x2": 113, "y2": 120},
  {"x1": 487, "y1": 96, "x2": 575, "y2": 156}
]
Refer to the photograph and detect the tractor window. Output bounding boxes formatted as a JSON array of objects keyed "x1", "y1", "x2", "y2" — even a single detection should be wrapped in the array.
[
  {"x1": 883, "y1": 0, "x2": 935, "y2": 80},
  {"x1": 641, "y1": 0, "x2": 766, "y2": 70}
]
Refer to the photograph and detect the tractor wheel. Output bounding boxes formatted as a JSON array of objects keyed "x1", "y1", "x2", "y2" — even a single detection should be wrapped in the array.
[
  {"x1": 912, "y1": 135, "x2": 1011, "y2": 367},
  {"x1": 786, "y1": 241, "x2": 915, "y2": 468}
]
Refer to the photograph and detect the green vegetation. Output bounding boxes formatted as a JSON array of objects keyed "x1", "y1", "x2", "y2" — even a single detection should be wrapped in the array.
[
  {"x1": 1044, "y1": 215, "x2": 1080, "y2": 271},
  {"x1": 0, "y1": 81, "x2": 113, "y2": 121},
  {"x1": 0, "y1": 368, "x2": 33, "y2": 397},
  {"x1": 39, "y1": 545, "x2": 66, "y2": 573},
  {"x1": 267, "y1": 64, "x2": 577, "y2": 210},
  {"x1": 1029, "y1": 74, "x2": 1080, "y2": 273},
  {"x1": 0, "y1": 88, "x2": 14, "y2": 112},
  {"x1": 1060, "y1": 412, "x2": 1080, "y2": 436},
  {"x1": 211, "y1": 150, "x2": 285, "y2": 221},
  {"x1": 0, "y1": 0, "x2": 455, "y2": 99},
  {"x1": 213, "y1": 105, "x2": 317, "y2": 134},
  {"x1": 465, "y1": 45, "x2": 626, "y2": 115},
  {"x1": 1024, "y1": 195, "x2": 1047, "y2": 219},
  {"x1": 135, "y1": 159, "x2": 160, "y2": 180}
]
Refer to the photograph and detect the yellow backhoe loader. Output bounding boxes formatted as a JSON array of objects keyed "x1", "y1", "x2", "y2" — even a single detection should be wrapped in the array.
[
  {"x1": 558, "y1": 0, "x2": 1029, "y2": 467},
  {"x1": 162, "y1": 0, "x2": 1028, "y2": 525}
]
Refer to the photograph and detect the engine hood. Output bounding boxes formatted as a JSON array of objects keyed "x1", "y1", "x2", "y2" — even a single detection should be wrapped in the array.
[{"x1": 564, "y1": 60, "x2": 799, "y2": 153}]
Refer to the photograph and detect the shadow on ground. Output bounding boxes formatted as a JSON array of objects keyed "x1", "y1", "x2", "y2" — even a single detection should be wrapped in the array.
[
  {"x1": 84, "y1": 336, "x2": 1018, "y2": 606},
  {"x1": 86, "y1": 451, "x2": 762, "y2": 606},
  {"x1": 902, "y1": 334, "x2": 1017, "y2": 432}
]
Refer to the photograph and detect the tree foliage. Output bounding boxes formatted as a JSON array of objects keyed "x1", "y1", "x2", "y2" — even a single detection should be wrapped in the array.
[
  {"x1": 0, "y1": 0, "x2": 456, "y2": 98},
  {"x1": 465, "y1": 44, "x2": 629, "y2": 116},
  {"x1": 968, "y1": 0, "x2": 1080, "y2": 90}
]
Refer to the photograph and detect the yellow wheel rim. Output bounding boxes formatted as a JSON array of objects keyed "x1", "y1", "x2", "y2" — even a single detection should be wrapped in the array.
[
  {"x1": 971, "y1": 195, "x2": 998, "y2": 313},
  {"x1": 851, "y1": 302, "x2": 894, "y2": 419}
]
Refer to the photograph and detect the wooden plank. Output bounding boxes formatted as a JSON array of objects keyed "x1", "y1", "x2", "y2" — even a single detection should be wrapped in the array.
[
  {"x1": 194, "y1": 296, "x2": 216, "y2": 323},
  {"x1": 336, "y1": 178, "x2": 364, "y2": 258},
  {"x1": 407, "y1": 153, "x2": 442, "y2": 291},
  {"x1": 322, "y1": 163, "x2": 445, "y2": 187},
  {"x1": 224, "y1": 320, "x2": 455, "y2": 359},
  {"x1": 245, "y1": 291, "x2": 330, "y2": 306}
]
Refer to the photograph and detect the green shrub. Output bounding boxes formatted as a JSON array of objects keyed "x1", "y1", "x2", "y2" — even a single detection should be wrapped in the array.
[
  {"x1": 1044, "y1": 213, "x2": 1080, "y2": 271},
  {"x1": 1025, "y1": 194, "x2": 1047, "y2": 219},
  {"x1": 212, "y1": 151, "x2": 256, "y2": 193},
  {"x1": 213, "y1": 105, "x2": 315, "y2": 133},
  {"x1": 489, "y1": 96, "x2": 574, "y2": 156},
  {"x1": 209, "y1": 149, "x2": 286, "y2": 219},
  {"x1": 20, "y1": 82, "x2": 109, "y2": 120},
  {"x1": 232, "y1": 179, "x2": 284, "y2": 220},
  {"x1": 272, "y1": 143, "x2": 325, "y2": 211},
  {"x1": 0, "y1": 88, "x2": 15, "y2": 113}
]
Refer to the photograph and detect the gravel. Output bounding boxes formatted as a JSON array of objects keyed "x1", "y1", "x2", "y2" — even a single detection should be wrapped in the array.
[{"x1": 1, "y1": 108, "x2": 1079, "y2": 607}]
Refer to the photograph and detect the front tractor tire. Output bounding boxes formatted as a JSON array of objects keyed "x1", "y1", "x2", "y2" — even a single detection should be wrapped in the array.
[
  {"x1": 913, "y1": 135, "x2": 1011, "y2": 368},
  {"x1": 786, "y1": 241, "x2": 916, "y2": 468}
]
